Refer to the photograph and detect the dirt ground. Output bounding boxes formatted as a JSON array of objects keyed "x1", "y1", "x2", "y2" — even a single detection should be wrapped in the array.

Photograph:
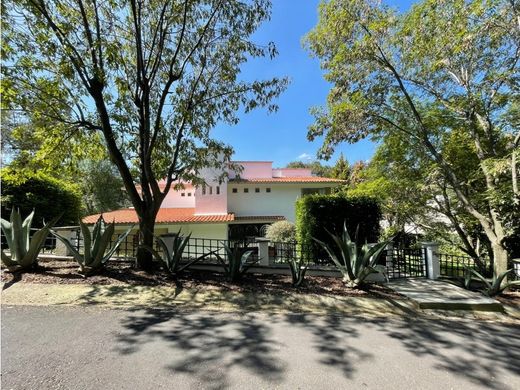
[{"x1": 1, "y1": 259, "x2": 402, "y2": 300}]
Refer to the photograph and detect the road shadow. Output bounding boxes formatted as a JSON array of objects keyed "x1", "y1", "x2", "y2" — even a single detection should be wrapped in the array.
[
  {"x1": 115, "y1": 308, "x2": 286, "y2": 389},
  {"x1": 285, "y1": 313, "x2": 373, "y2": 379},
  {"x1": 369, "y1": 316, "x2": 520, "y2": 389}
]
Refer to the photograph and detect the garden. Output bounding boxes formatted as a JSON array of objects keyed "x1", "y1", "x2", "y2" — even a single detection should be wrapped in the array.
[{"x1": 2, "y1": 189, "x2": 519, "y2": 307}]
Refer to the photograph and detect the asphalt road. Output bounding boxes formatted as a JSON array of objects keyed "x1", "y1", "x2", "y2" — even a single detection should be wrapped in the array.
[{"x1": 2, "y1": 305, "x2": 519, "y2": 390}]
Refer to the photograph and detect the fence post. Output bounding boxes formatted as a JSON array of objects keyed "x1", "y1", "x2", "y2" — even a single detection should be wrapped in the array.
[
  {"x1": 421, "y1": 242, "x2": 440, "y2": 280},
  {"x1": 256, "y1": 238, "x2": 270, "y2": 266},
  {"x1": 385, "y1": 242, "x2": 394, "y2": 269},
  {"x1": 54, "y1": 228, "x2": 77, "y2": 256}
]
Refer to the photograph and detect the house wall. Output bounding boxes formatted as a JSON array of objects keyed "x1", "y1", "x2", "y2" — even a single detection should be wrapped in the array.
[
  {"x1": 229, "y1": 161, "x2": 273, "y2": 179},
  {"x1": 194, "y1": 166, "x2": 228, "y2": 215},
  {"x1": 227, "y1": 183, "x2": 333, "y2": 222},
  {"x1": 272, "y1": 168, "x2": 312, "y2": 177},
  {"x1": 166, "y1": 223, "x2": 228, "y2": 239},
  {"x1": 161, "y1": 185, "x2": 196, "y2": 208}
]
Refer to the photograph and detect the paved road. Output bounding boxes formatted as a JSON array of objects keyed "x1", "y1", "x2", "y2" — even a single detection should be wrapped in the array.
[{"x1": 2, "y1": 305, "x2": 519, "y2": 390}]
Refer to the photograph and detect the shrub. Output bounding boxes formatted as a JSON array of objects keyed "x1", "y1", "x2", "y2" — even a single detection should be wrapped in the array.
[
  {"x1": 1, "y1": 209, "x2": 58, "y2": 272},
  {"x1": 313, "y1": 223, "x2": 389, "y2": 288},
  {"x1": 1, "y1": 169, "x2": 81, "y2": 226},
  {"x1": 143, "y1": 232, "x2": 216, "y2": 277},
  {"x1": 296, "y1": 194, "x2": 381, "y2": 261},
  {"x1": 52, "y1": 216, "x2": 133, "y2": 276},
  {"x1": 265, "y1": 221, "x2": 296, "y2": 243},
  {"x1": 216, "y1": 243, "x2": 259, "y2": 282}
]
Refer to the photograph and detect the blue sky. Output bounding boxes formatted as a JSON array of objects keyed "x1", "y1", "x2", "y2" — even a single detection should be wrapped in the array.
[{"x1": 213, "y1": 0, "x2": 415, "y2": 168}]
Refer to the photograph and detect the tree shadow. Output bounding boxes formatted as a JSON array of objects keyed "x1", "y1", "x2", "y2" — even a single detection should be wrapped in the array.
[
  {"x1": 368, "y1": 316, "x2": 520, "y2": 389},
  {"x1": 115, "y1": 308, "x2": 286, "y2": 389},
  {"x1": 285, "y1": 313, "x2": 373, "y2": 379}
]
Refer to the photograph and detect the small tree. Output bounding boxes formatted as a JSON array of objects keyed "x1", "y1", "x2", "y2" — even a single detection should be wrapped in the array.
[
  {"x1": 4, "y1": 0, "x2": 287, "y2": 270},
  {"x1": 265, "y1": 221, "x2": 296, "y2": 243}
]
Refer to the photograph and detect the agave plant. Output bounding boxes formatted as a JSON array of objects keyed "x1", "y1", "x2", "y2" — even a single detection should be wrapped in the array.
[
  {"x1": 313, "y1": 223, "x2": 389, "y2": 288},
  {"x1": 464, "y1": 267, "x2": 520, "y2": 297},
  {"x1": 287, "y1": 258, "x2": 308, "y2": 287},
  {"x1": 1, "y1": 209, "x2": 58, "y2": 272},
  {"x1": 215, "y1": 242, "x2": 259, "y2": 282},
  {"x1": 142, "y1": 231, "x2": 215, "y2": 277},
  {"x1": 52, "y1": 216, "x2": 133, "y2": 275}
]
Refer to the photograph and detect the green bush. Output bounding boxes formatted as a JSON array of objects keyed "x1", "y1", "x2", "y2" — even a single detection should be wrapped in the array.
[
  {"x1": 295, "y1": 194, "x2": 381, "y2": 260},
  {"x1": 265, "y1": 221, "x2": 296, "y2": 243},
  {"x1": 0, "y1": 169, "x2": 81, "y2": 226}
]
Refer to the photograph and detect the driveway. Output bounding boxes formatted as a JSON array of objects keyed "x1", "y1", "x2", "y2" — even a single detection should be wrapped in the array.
[{"x1": 2, "y1": 305, "x2": 519, "y2": 389}]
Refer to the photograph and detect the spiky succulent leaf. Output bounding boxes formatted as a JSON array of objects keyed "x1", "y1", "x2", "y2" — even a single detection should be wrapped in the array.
[
  {"x1": 89, "y1": 222, "x2": 115, "y2": 268},
  {"x1": 79, "y1": 220, "x2": 92, "y2": 262},
  {"x1": 21, "y1": 217, "x2": 58, "y2": 267},
  {"x1": 1, "y1": 250, "x2": 18, "y2": 267},
  {"x1": 52, "y1": 230, "x2": 85, "y2": 264},
  {"x1": 90, "y1": 216, "x2": 107, "y2": 261},
  {"x1": 21, "y1": 210, "x2": 35, "y2": 254},
  {"x1": 11, "y1": 209, "x2": 24, "y2": 262},
  {"x1": 0, "y1": 216, "x2": 13, "y2": 252},
  {"x1": 102, "y1": 225, "x2": 134, "y2": 264}
]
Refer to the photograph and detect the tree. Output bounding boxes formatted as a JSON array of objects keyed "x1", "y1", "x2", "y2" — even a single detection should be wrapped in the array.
[
  {"x1": 4, "y1": 0, "x2": 287, "y2": 270},
  {"x1": 79, "y1": 159, "x2": 130, "y2": 215},
  {"x1": 286, "y1": 160, "x2": 333, "y2": 177},
  {"x1": 305, "y1": 0, "x2": 519, "y2": 275},
  {"x1": 330, "y1": 152, "x2": 350, "y2": 181}
]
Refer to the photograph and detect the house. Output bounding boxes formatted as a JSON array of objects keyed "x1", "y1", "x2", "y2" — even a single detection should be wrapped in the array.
[{"x1": 83, "y1": 160, "x2": 345, "y2": 241}]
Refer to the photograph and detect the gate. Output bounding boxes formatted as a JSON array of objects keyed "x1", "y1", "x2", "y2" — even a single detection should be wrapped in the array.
[{"x1": 382, "y1": 247, "x2": 428, "y2": 279}]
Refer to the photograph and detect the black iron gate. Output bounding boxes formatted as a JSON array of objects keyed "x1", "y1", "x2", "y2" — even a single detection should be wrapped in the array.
[{"x1": 382, "y1": 247, "x2": 427, "y2": 279}]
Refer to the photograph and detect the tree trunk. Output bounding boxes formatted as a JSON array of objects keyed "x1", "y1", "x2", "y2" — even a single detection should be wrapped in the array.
[
  {"x1": 491, "y1": 240, "x2": 509, "y2": 279},
  {"x1": 136, "y1": 212, "x2": 156, "y2": 271}
]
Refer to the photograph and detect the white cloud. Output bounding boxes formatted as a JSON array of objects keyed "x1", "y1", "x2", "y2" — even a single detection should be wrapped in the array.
[{"x1": 297, "y1": 153, "x2": 313, "y2": 161}]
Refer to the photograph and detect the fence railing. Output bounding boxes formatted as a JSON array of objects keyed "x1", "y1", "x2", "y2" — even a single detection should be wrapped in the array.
[{"x1": 438, "y1": 253, "x2": 492, "y2": 278}]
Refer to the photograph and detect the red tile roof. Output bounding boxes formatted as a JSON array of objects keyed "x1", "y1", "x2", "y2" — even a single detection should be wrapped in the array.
[
  {"x1": 229, "y1": 176, "x2": 346, "y2": 183},
  {"x1": 83, "y1": 208, "x2": 234, "y2": 225}
]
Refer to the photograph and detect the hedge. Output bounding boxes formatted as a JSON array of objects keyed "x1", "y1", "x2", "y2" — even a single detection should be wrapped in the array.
[
  {"x1": 0, "y1": 169, "x2": 82, "y2": 227},
  {"x1": 295, "y1": 194, "x2": 382, "y2": 261}
]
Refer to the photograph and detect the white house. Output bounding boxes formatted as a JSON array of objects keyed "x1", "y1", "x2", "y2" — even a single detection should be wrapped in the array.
[{"x1": 83, "y1": 160, "x2": 345, "y2": 241}]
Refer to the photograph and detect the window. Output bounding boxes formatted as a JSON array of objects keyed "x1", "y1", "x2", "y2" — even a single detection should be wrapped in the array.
[
  {"x1": 255, "y1": 188, "x2": 260, "y2": 193},
  {"x1": 266, "y1": 188, "x2": 271, "y2": 193},
  {"x1": 187, "y1": 192, "x2": 192, "y2": 197},
  {"x1": 244, "y1": 188, "x2": 249, "y2": 193},
  {"x1": 216, "y1": 186, "x2": 220, "y2": 195},
  {"x1": 202, "y1": 185, "x2": 206, "y2": 195},
  {"x1": 181, "y1": 193, "x2": 185, "y2": 197},
  {"x1": 232, "y1": 188, "x2": 237, "y2": 193},
  {"x1": 209, "y1": 186, "x2": 213, "y2": 195}
]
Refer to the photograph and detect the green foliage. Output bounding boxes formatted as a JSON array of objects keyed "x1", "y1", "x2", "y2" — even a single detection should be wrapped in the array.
[
  {"x1": 287, "y1": 258, "x2": 308, "y2": 287},
  {"x1": 52, "y1": 217, "x2": 133, "y2": 275},
  {"x1": 304, "y1": 0, "x2": 519, "y2": 275},
  {"x1": 1, "y1": 209, "x2": 58, "y2": 271},
  {"x1": 79, "y1": 159, "x2": 130, "y2": 214},
  {"x1": 1, "y1": 169, "x2": 81, "y2": 226},
  {"x1": 286, "y1": 160, "x2": 333, "y2": 177},
  {"x1": 313, "y1": 223, "x2": 389, "y2": 288},
  {"x1": 265, "y1": 221, "x2": 296, "y2": 243},
  {"x1": 295, "y1": 194, "x2": 381, "y2": 260},
  {"x1": 464, "y1": 268, "x2": 520, "y2": 297},
  {"x1": 216, "y1": 243, "x2": 259, "y2": 282},
  {"x1": 4, "y1": 0, "x2": 288, "y2": 270}
]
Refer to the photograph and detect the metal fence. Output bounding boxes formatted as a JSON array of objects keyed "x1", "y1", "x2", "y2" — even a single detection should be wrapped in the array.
[
  {"x1": 438, "y1": 253, "x2": 491, "y2": 278},
  {"x1": 268, "y1": 241, "x2": 329, "y2": 265}
]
